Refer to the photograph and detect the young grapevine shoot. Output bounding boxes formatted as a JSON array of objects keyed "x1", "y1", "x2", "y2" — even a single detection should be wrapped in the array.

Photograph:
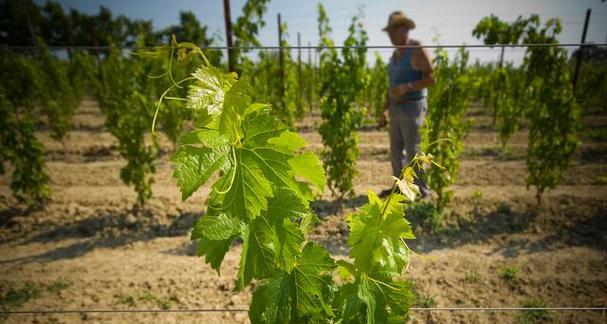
[{"x1": 151, "y1": 41, "x2": 430, "y2": 323}]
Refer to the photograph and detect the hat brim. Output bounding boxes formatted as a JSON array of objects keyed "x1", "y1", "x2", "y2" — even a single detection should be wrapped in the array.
[{"x1": 382, "y1": 18, "x2": 416, "y2": 31}]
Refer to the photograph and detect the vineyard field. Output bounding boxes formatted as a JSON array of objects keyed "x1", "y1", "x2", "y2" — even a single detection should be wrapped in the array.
[{"x1": 0, "y1": 98, "x2": 605, "y2": 323}]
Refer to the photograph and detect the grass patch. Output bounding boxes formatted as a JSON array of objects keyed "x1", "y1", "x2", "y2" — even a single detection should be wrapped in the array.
[
  {"x1": 463, "y1": 269, "x2": 480, "y2": 284},
  {"x1": 410, "y1": 282, "x2": 437, "y2": 309},
  {"x1": 413, "y1": 291, "x2": 437, "y2": 309},
  {"x1": 46, "y1": 277, "x2": 72, "y2": 294},
  {"x1": 114, "y1": 290, "x2": 178, "y2": 310},
  {"x1": 0, "y1": 282, "x2": 42, "y2": 310},
  {"x1": 471, "y1": 190, "x2": 483, "y2": 200},
  {"x1": 500, "y1": 265, "x2": 519, "y2": 281},
  {"x1": 518, "y1": 299, "x2": 554, "y2": 323},
  {"x1": 0, "y1": 278, "x2": 72, "y2": 314}
]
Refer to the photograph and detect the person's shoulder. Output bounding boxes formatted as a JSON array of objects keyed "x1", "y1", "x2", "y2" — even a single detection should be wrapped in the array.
[{"x1": 410, "y1": 39, "x2": 428, "y2": 56}]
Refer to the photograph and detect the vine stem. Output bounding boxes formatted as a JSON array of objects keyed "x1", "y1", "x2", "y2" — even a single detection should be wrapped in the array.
[
  {"x1": 163, "y1": 96, "x2": 188, "y2": 101},
  {"x1": 214, "y1": 147, "x2": 237, "y2": 195},
  {"x1": 151, "y1": 76, "x2": 195, "y2": 135},
  {"x1": 168, "y1": 47, "x2": 181, "y2": 89}
]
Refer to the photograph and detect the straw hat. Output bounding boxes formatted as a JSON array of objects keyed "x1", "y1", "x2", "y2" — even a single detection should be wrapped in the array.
[{"x1": 382, "y1": 11, "x2": 416, "y2": 31}]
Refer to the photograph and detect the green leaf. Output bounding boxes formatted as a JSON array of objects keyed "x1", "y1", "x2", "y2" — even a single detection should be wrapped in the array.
[
  {"x1": 219, "y1": 80, "x2": 252, "y2": 141},
  {"x1": 209, "y1": 148, "x2": 274, "y2": 221},
  {"x1": 187, "y1": 65, "x2": 237, "y2": 115},
  {"x1": 267, "y1": 131, "x2": 307, "y2": 151},
  {"x1": 347, "y1": 191, "x2": 414, "y2": 274},
  {"x1": 196, "y1": 235, "x2": 236, "y2": 275},
  {"x1": 237, "y1": 218, "x2": 276, "y2": 289},
  {"x1": 266, "y1": 188, "x2": 308, "y2": 272},
  {"x1": 292, "y1": 243, "x2": 335, "y2": 314},
  {"x1": 250, "y1": 243, "x2": 336, "y2": 323},
  {"x1": 337, "y1": 260, "x2": 357, "y2": 280},
  {"x1": 299, "y1": 213, "x2": 319, "y2": 235},
  {"x1": 178, "y1": 128, "x2": 230, "y2": 147},
  {"x1": 172, "y1": 129, "x2": 231, "y2": 200},
  {"x1": 273, "y1": 218, "x2": 304, "y2": 272},
  {"x1": 266, "y1": 187, "x2": 309, "y2": 220},
  {"x1": 242, "y1": 113, "x2": 313, "y2": 201},
  {"x1": 334, "y1": 274, "x2": 413, "y2": 324},
  {"x1": 191, "y1": 213, "x2": 244, "y2": 241},
  {"x1": 191, "y1": 212, "x2": 242, "y2": 275},
  {"x1": 289, "y1": 152, "x2": 326, "y2": 193},
  {"x1": 242, "y1": 108, "x2": 289, "y2": 146}
]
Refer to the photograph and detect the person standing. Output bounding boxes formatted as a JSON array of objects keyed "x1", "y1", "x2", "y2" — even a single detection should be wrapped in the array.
[{"x1": 380, "y1": 11, "x2": 435, "y2": 198}]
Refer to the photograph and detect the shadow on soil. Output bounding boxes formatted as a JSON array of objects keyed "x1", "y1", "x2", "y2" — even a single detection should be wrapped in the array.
[
  {"x1": 1, "y1": 196, "x2": 605, "y2": 264},
  {"x1": 407, "y1": 200, "x2": 607, "y2": 258},
  {"x1": 311, "y1": 194, "x2": 368, "y2": 215},
  {"x1": 0, "y1": 207, "x2": 201, "y2": 264}
]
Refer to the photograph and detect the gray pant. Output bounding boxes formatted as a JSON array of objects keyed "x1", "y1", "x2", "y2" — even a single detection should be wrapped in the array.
[{"x1": 389, "y1": 99, "x2": 430, "y2": 197}]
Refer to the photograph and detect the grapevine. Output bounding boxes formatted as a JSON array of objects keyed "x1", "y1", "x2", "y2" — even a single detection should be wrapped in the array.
[
  {"x1": 366, "y1": 53, "x2": 389, "y2": 124},
  {"x1": 474, "y1": 14, "x2": 580, "y2": 203},
  {"x1": 317, "y1": 4, "x2": 368, "y2": 198},
  {"x1": 473, "y1": 15, "x2": 528, "y2": 147},
  {"x1": 67, "y1": 50, "x2": 99, "y2": 102},
  {"x1": 521, "y1": 16, "x2": 579, "y2": 204},
  {"x1": 96, "y1": 43, "x2": 159, "y2": 209},
  {"x1": 0, "y1": 41, "x2": 78, "y2": 207},
  {"x1": 424, "y1": 47, "x2": 474, "y2": 214},
  {"x1": 232, "y1": 0, "x2": 271, "y2": 73},
  {"x1": 245, "y1": 23, "x2": 298, "y2": 127},
  {"x1": 151, "y1": 41, "x2": 429, "y2": 323}
]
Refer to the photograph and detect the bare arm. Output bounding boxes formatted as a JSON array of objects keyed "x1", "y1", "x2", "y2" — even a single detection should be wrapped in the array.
[{"x1": 410, "y1": 44, "x2": 435, "y2": 90}]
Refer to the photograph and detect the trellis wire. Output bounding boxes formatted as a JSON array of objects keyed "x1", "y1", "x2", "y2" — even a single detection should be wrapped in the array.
[
  {"x1": 1, "y1": 307, "x2": 605, "y2": 315},
  {"x1": 1, "y1": 42, "x2": 606, "y2": 51}
]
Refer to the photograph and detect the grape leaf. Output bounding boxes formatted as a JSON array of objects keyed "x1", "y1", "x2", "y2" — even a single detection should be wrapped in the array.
[
  {"x1": 219, "y1": 80, "x2": 252, "y2": 141},
  {"x1": 242, "y1": 107, "x2": 289, "y2": 146},
  {"x1": 172, "y1": 129, "x2": 231, "y2": 200},
  {"x1": 250, "y1": 243, "x2": 336, "y2": 323},
  {"x1": 266, "y1": 188, "x2": 308, "y2": 271},
  {"x1": 191, "y1": 213, "x2": 244, "y2": 241},
  {"x1": 267, "y1": 130, "x2": 307, "y2": 151},
  {"x1": 187, "y1": 65, "x2": 237, "y2": 115},
  {"x1": 195, "y1": 236, "x2": 236, "y2": 275},
  {"x1": 209, "y1": 148, "x2": 274, "y2": 221},
  {"x1": 289, "y1": 152, "x2": 326, "y2": 193},
  {"x1": 237, "y1": 218, "x2": 276, "y2": 289},
  {"x1": 273, "y1": 218, "x2": 304, "y2": 273},
  {"x1": 334, "y1": 274, "x2": 413, "y2": 324},
  {"x1": 347, "y1": 191, "x2": 415, "y2": 274},
  {"x1": 208, "y1": 109, "x2": 316, "y2": 221},
  {"x1": 190, "y1": 213, "x2": 243, "y2": 275}
]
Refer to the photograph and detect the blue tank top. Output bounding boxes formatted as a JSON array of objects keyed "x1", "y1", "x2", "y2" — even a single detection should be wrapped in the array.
[{"x1": 387, "y1": 47, "x2": 427, "y2": 101}]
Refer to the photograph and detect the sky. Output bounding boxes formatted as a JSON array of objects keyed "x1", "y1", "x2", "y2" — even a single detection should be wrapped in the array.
[{"x1": 38, "y1": 0, "x2": 607, "y2": 64}]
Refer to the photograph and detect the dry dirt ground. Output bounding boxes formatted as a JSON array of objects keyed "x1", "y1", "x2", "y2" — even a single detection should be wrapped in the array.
[{"x1": 0, "y1": 99, "x2": 606, "y2": 323}]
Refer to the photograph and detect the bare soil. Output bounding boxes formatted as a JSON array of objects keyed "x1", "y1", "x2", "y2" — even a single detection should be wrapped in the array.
[{"x1": 0, "y1": 99, "x2": 605, "y2": 323}]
